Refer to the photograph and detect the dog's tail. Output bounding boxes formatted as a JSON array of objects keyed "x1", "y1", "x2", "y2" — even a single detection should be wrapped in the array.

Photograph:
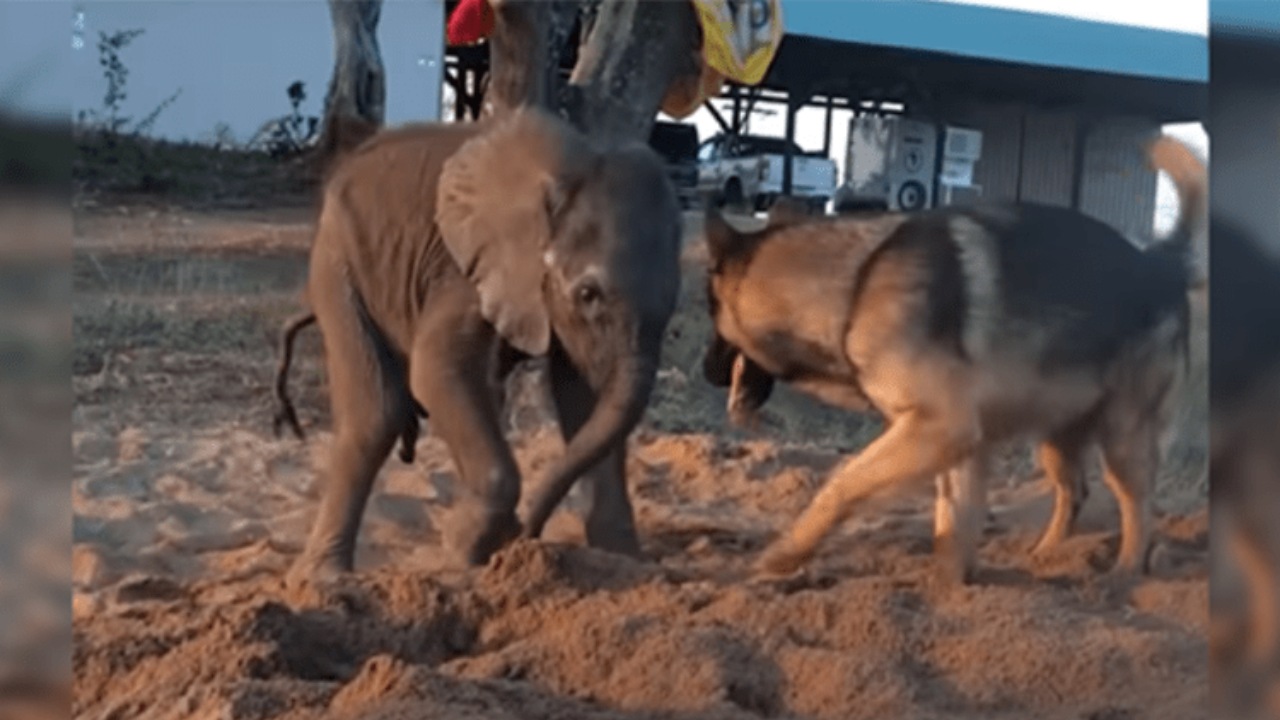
[
  {"x1": 1146, "y1": 135, "x2": 1208, "y2": 287},
  {"x1": 272, "y1": 311, "x2": 316, "y2": 440}
]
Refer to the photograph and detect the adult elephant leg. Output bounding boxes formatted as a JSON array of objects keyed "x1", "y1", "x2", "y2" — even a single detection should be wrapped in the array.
[
  {"x1": 289, "y1": 271, "x2": 403, "y2": 587},
  {"x1": 409, "y1": 296, "x2": 522, "y2": 566},
  {"x1": 547, "y1": 343, "x2": 640, "y2": 556}
]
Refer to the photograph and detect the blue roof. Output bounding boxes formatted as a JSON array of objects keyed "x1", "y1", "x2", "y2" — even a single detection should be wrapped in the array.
[
  {"x1": 780, "y1": 0, "x2": 1207, "y2": 84},
  {"x1": 1212, "y1": 0, "x2": 1280, "y2": 38}
]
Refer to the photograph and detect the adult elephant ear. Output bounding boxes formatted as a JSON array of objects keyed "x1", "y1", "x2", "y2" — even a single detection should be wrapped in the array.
[{"x1": 435, "y1": 108, "x2": 595, "y2": 356}]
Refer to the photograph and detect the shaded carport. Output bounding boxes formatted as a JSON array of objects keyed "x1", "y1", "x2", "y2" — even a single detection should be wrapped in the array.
[
  {"x1": 439, "y1": 1, "x2": 1206, "y2": 229},
  {"x1": 710, "y1": 1, "x2": 1206, "y2": 198}
]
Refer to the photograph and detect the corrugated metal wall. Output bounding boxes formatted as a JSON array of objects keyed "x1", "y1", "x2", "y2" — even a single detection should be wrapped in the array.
[
  {"x1": 1077, "y1": 118, "x2": 1162, "y2": 244},
  {"x1": 941, "y1": 102, "x2": 1160, "y2": 244},
  {"x1": 1017, "y1": 110, "x2": 1077, "y2": 207},
  {"x1": 946, "y1": 102, "x2": 1022, "y2": 200}
]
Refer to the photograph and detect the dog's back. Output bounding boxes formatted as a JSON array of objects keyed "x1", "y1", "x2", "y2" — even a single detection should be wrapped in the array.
[{"x1": 925, "y1": 201, "x2": 1189, "y2": 367}]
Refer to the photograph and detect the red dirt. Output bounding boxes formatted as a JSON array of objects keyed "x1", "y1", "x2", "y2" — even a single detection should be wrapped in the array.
[{"x1": 71, "y1": 206, "x2": 1209, "y2": 720}]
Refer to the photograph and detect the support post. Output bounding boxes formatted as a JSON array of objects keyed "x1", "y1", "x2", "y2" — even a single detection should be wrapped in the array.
[
  {"x1": 783, "y1": 93, "x2": 800, "y2": 196},
  {"x1": 1070, "y1": 116, "x2": 1091, "y2": 211},
  {"x1": 731, "y1": 84, "x2": 742, "y2": 132},
  {"x1": 740, "y1": 88, "x2": 760, "y2": 134},
  {"x1": 703, "y1": 100, "x2": 733, "y2": 135},
  {"x1": 822, "y1": 95, "x2": 834, "y2": 156}
]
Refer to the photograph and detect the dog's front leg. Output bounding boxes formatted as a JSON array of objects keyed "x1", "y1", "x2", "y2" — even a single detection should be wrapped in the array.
[
  {"x1": 933, "y1": 450, "x2": 989, "y2": 585},
  {"x1": 757, "y1": 407, "x2": 980, "y2": 577}
]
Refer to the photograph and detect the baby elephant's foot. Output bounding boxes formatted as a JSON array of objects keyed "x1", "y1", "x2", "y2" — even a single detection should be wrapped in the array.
[
  {"x1": 586, "y1": 521, "x2": 642, "y2": 558},
  {"x1": 755, "y1": 537, "x2": 815, "y2": 578},
  {"x1": 284, "y1": 552, "x2": 351, "y2": 602},
  {"x1": 444, "y1": 504, "x2": 523, "y2": 567}
]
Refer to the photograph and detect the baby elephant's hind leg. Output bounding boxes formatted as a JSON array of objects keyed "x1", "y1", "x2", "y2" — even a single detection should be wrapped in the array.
[{"x1": 289, "y1": 279, "x2": 405, "y2": 587}]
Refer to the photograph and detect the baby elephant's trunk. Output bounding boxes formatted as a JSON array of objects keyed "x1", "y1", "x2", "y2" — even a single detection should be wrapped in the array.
[{"x1": 521, "y1": 354, "x2": 657, "y2": 538}]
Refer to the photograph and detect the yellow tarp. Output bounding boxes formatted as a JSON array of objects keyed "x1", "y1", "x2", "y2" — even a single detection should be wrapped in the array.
[
  {"x1": 694, "y1": 0, "x2": 784, "y2": 86},
  {"x1": 661, "y1": 0, "x2": 784, "y2": 119}
]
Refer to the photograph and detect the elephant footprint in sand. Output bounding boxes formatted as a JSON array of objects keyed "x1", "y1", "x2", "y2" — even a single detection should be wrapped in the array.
[{"x1": 288, "y1": 107, "x2": 682, "y2": 586}]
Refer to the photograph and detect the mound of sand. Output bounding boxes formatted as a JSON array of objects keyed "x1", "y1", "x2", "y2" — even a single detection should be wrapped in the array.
[{"x1": 71, "y1": 206, "x2": 1209, "y2": 719}]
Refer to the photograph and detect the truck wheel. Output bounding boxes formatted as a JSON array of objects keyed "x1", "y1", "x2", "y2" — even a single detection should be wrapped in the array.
[
  {"x1": 724, "y1": 179, "x2": 749, "y2": 214},
  {"x1": 807, "y1": 197, "x2": 828, "y2": 215}
]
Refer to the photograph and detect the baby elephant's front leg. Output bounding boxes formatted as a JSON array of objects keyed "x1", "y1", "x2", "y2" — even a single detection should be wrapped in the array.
[{"x1": 410, "y1": 319, "x2": 522, "y2": 567}]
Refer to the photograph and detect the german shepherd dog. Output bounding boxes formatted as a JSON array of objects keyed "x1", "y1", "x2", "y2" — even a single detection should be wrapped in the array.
[{"x1": 701, "y1": 137, "x2": 1206, "y2": 583}]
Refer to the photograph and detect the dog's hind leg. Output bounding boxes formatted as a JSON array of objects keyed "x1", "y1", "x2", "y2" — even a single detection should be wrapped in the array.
[
  {"x1": 1098, "y1": 420, "x2": 1158, "y2": 576},
  {"x1": 1096, "y1": 315, "x2": 1186, "y2": 576},
  {"x1": 1031, "y1": 418, "x2": 1095, "y2": 557},
  {"x1": 1097, "y1": 368, "x2": 1175, "y2": 576}
]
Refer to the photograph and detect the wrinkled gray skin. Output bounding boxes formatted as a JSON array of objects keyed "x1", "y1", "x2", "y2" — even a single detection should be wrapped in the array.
[{"x1": 288, "y1": 107, "x2": 682, "y2": 585}]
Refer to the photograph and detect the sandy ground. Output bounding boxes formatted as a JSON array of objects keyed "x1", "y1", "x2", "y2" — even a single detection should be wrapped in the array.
[{"x1": 71, "y1": 204, "x2": 1210, "y2": 720}]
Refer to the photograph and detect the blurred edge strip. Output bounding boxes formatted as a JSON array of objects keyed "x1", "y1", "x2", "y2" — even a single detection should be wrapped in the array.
[{"x1": 0, "y1": 113, "x2": 72, "y2": 199}]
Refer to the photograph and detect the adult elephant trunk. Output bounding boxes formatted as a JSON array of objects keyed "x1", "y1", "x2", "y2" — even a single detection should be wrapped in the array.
[{"x1": 522, "y1": 353, "x2": 658, "y2": 539}]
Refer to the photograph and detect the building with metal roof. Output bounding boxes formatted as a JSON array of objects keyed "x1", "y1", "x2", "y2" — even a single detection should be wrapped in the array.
[{"x1": 443, "y1": 1, "x2": 1208, "y2": 242}]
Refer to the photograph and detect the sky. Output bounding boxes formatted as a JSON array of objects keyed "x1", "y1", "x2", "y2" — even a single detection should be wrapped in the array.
[
  {"x1": 2, "y1": 0, "x2": 1208, "y2": 232},
  {"x1": 940, "y1": 0, "x2": 1206, "y2": 35}
]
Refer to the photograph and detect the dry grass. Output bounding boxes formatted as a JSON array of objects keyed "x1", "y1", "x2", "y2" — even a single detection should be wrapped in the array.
[{"x1": 73, "y1": 129, "x2": 320, "y2": 212}]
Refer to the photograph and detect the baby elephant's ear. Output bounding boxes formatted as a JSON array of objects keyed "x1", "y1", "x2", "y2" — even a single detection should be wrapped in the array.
[{"x1": 436, "y1": 108, "x2": 592, "y2": 356}]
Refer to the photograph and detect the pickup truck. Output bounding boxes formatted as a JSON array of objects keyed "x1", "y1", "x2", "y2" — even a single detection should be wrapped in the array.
[
  {"x1": 647, "y1": 121, "x2": 701, "y2": 210},
  {"x1": 696, "y1": 133, "x2": 839, "y2": 213}
]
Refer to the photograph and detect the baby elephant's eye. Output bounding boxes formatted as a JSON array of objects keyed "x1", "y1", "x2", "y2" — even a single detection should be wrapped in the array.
[{"x1": 575, "y1": 282, "x2": 603, "y2": 306}]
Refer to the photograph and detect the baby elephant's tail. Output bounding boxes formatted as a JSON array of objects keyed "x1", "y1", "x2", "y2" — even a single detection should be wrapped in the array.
[
  {"x1": 272, "y1": 311, "x2": 316, "y2": 440},
  {"x1": 1146, "y1": 135, "x2": 1208, "y2": 288}
]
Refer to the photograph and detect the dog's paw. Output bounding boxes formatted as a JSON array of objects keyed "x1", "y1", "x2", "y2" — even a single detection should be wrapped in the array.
[{"x1": 754, "y1": 539, "x2": 813, "y2": 579}]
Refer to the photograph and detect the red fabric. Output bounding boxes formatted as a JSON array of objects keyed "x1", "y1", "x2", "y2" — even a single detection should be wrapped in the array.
[{"x1": 447, "y1": 0, "x2": 494, "y2": 45}]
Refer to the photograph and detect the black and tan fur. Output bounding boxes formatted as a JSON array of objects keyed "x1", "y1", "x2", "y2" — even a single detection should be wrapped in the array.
[{"x1": 702, "y1": 137, "x2": 1206, "y2": 583}]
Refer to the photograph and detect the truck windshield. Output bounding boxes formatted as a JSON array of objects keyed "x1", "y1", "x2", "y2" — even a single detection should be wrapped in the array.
[
  {"x1": 727, "y1": 135, "x2": 822, "y2": 158},
  {"x1": 648, "y1": 123, "x2": 700, "y2": 163}
]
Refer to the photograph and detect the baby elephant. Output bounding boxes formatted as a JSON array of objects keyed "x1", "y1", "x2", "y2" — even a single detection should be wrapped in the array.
[
  {"x1": 701, "y1": 137, "x2": 1206, "y2": 583},
  {"x1": 289, "y1": 107, "x2": 681, "y2": 586}
]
